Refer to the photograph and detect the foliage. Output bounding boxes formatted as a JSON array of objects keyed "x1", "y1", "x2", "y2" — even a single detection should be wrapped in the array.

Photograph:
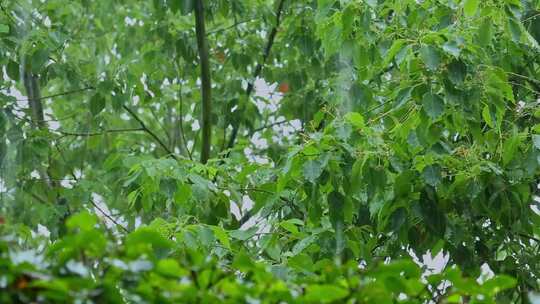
[
  {"x1": 0, "y1": 0, "x2": 540, "y2": 302},
  {"x1": 0, "y1": 212, "x2": 518, "y2": 303}
]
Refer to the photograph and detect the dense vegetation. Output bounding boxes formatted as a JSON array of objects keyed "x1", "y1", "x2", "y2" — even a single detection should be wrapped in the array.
[{"x1": 1, "y1": 0, "x2": 540, "y2": 302}]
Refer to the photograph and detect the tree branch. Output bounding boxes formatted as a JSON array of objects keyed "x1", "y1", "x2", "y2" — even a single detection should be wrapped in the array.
[
  {"x1": 52, "y1": 142, "x2": 129, "y2": 233},
  {"x1": 58, "y1": 127, "x2": 145, "y2": 137},
  {"x1": 239, "y1": 210, "x2": 253, "y2": 226},
  {"x1": 519, "y1": 233, "x2": 540, "y2": 243},
  {"x1": 174, "y1": 62, "x2": 193, "y2": 160},
  {"x1": 23, "y1": 71, "x2": 46, "y2": 129},
  {"x1": 22, "y1": 67, "x2": 56, "y2": 190},
  {"x1": 225, "y1": 0, "x2": 287, "y2": 152},
  {"x1": 206, "y1": 18, "x2": 258, "y2": 36},
  {"x1": 17, "y1": 86, "x2": 95, "y2": 102},
  {"x1": 194, "y1": 0, "x2": 212, "y2": 164},
  {"x1": 122, "y1": 105, "x2": 178, "y2": 160},
  {"x1": 252, "y1": 119, "x2": 288, "y2": 133},
  {"x1": 89, "y1": 198, "x2": 129, "y2": 233},
  {"x1": 178, "y1": 79, "x2": 193, "y2": 160}
]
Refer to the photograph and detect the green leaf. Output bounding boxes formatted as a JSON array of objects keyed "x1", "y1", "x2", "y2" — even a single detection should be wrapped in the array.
[
  {"x1": 230, "y1": 226, "x2": 258, "y2": 241},
  {"x1": 486, "y1": 69, "x2": 515, "y2": 103},
  {"x1": 394, "y1": 170, "x2": 415, "y2": 197},
  {"x1": 394, "y1": 87, "x2": 413, "y2": 109},
  {"x1": 477, "y1": 20, "x2": 493, "y2": 46},
  {"x1": 232, "y1": 251, "x2": 255, "y2": 272},
  {"x1": 156, "y1": 259, "x2": 187, "y2": 277},
  {"x1": 328, "y1": 191, "x2": 345, "y2": 254},
  {"x1": 30, "y1": 49, "x2": 50, "y2": 73},
  {"x1": 292, "y1": 235, "x2": 317, "y2": 255},
  {"x1": 383, "y1": 39, "x2": 405, "y2": 66},
  {"x1": 174, "y1": 183, "x2": 192, "y2": 206},
  {"x1": 502, "y1": 133, "x2": 521, "y2": 165},
  {"x1": 442, "y1": 40, "x2": 461, "y2": 57},
  {"x1": 303, "y1": 284, "x2": 349, "y2": 303},
  {"x1": 363, "y1": 163, "x2": 387, "y2": 198},
  {"x1": 210, "y1": 226, "x2": 231, "y2": 250},
  {"x1": 341, "y1": 4, "x2": 356, "y2": 38},
  {"x1": 125, "y1": 227, "x2": 172, "y2": 257},
  {"x1": 508, "y1": 18, "x2": 522, "y2": 43},
  {"x1": 280, "y1": 219, "x2": 303, "y2": 234},
  {"x1": 422, "y1": 93, "x2": 444, "y2": 119},
  {"x1": 463, "y1": 0, "x2": 479, "y2": 17},
  {"x1": 447, "y1": 60, "x2": 467, "y2": 85},
  {"x1": 344, "y1": 112, "x2": 365, "y2": 129},
  {"x1": 423, "y1": 165, "x2": 442, "y2": 186},
  {"x1": 419, "y1": 45, "x2": 441, "y2": 71},
  {"x1": 90, "y1": 94, "x2": 106, "y2": 116},
  {"x1": 6, "y1": 61, "x2": 19, "y2": 81},
  {"x1": 303, "y1": 159, "x2": 324, "y2": 183},
  {"x1": 482, "y1": 275, "x2": 517, "y2": 294},
  {"x1": 482, "y1": 105, "x2": 495, "y2": 128},
  {"x1": 0, "y1": 24, "x2": 9, "y2": 33},
  {"x1": 66, "y1": 212, "x2": 98, "y2": 232},
  {"x1": 349, "y1": 83, "x2": 373, "y2": 109}
]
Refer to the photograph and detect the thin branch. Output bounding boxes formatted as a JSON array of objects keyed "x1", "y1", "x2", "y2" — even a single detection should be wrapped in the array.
[
  {"x1": 173, "y1": 60, "x2": 192, "y2": 160},
  {"x1": 239, "y1": 210, "x2": 254, "y2": 226},
  {"x1": 252, "y1": 119, "x2": 288, "y2": 133},
  {"x1": 22, "y1": 63, "x2": 57, "y2": 190},
  {"x1": 16, "y1": 86, "x2": 94, "y2": 101},
  {"x1": 507, "y1": 72, "x2": 540, "y2": 86},
  {"x1": 206, "y1": 18, "x2": 259, "y2": 35},
  {"x1": 178, "y1": 84, "x2": 193, "y2": 160},
  {"x1": 231, "y1": 186, "x2": 294, "y2": 226},
  {"x1": 194, "y1": 0, "x2": 213, "y2": 164},
  {"x1": 30, "y1": 192, "x2": 50, "y2": 205},
  {"x1": 519, "y1": 233, "x2": 540, "y2": 243},
  {"x1": 58, "y1": 127, "x2": 145, "y2": 137},
  {"x1": 0, "y1": 2, "x2": 16, "y2": 25},
  {"x1": 524, "y1": 12, "x2": 540, "y2": 23},
  {"x1": 23, "y1": 71, "x2": 46, "y2": 129},
  {"x1": 89, "y1": 199, "x2": 129, "y2": 233},
  {"x1": 122, "y1": 105, "x2": 178, "y2": 160},
  {"x1": 149, "y1": 106, "x2": 171, "y2": 145},
  {"x1": 53, "y1": 142, "x2": 129, "y2": 233},
  {"x1": 225, "y1": 0, "x2": 287, "y2": 152}
]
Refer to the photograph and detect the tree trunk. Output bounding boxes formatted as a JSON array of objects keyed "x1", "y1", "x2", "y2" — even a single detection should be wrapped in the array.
[
  {"x1": 23, "y1": 69, "x2": 51, "y2": 187},
  {"x1": 194, "y1": 0, "x2": 212, "y2": 164}
]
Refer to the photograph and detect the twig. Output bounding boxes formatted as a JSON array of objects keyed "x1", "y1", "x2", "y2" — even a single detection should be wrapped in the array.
[
  {"x1": 206, "y1": 18, "x2": 259, "y2": 35},
  {"x1": 16, "y1": 86, "x2": 95, "y2": 101},
  {"x1": 89, "y1": 199, "x2": 129, "y2": 233},
  {"x1": 149, "y1": 106, "x2": 171, "y2": 144},
  {"x1": 30, "y1": 192, "x2": 49, "y2": 205},
  {"x1": 174, "y1": 61, "x2": 193, "y2": 160},
  {"x1": 58, "y1": 127, "x2": 145, "y2": 137},
  {"x1": 519, "y1": 233, "x2": 540, "y2": 243},
  {"x1": 225, "y1": 0, "x2": 287, "y2": 152},
  {"x1": 0, "y1": 1, "x2": 17, "y2": 25},
  {"x1": 122, "y1": 105, "x2": 178, "y2": 160},
  {"x1": 179, "y1": 83, "x2": 193, "y2": 160},
  {"x1": 53, "y1": 142, "x2": 129, "y2": 233},
  {"x1": 239, "y1": 210, "x2": 254, "y2": 226},
  {"x1": 507, "y1": 72, "x2": 540, "y2": 86},
  {"x1": 231, "y1": 186, "x2": 294, "y2": 226},
  {"x1": 252, "y1": 119, "x2": 288, "y2": 133},
  {"x1": 524, "y1": 12, "x2": 540, "y2": 23}
]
